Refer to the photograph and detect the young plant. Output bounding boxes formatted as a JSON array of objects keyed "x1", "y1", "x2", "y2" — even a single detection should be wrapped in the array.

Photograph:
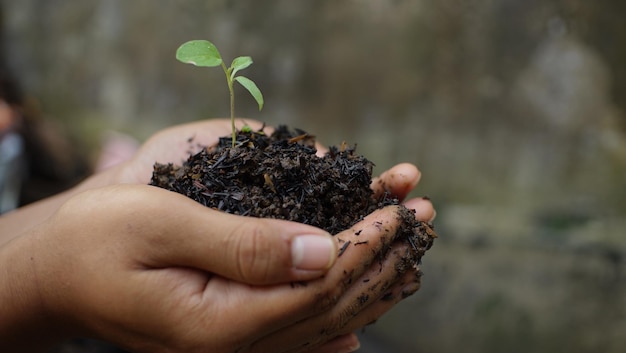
[{"x1": 175, "y1": 40, "x2": 264, "y2": 147}]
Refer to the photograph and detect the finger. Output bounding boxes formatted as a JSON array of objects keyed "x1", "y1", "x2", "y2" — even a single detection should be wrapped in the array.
[
  {"x1": 249, "y1": 250, "x2": 420, "y2": 352},
  {"x1": 404, "y1": 196, "x2": 436, "y2": 223},
  {"x1": 251, "y1": 238, "x2": 421, "y2": 353},
  {"x1": 134, "y1": 186, "x2": 338, "y2": 285},
  {"x1": 293, "y1": 270, "x2": 421, "y2": 353},
  {"x1": 331, "y1": 269, "x2": 422, "y2": 336},
  {"x1": 199, "y1": 206, "x2": 407, "y2": 351},
  {"x1": 295, "y1": 333, "x2": 360, "y2": 353},
  {"x1": 371, "y1": 163, "x2": 421, "y2": 201},
  {"x1": 243, "y1": 206, "x2": 410, "y2": 352},
  {"x1": 331, "y1": 240, "x2": 423, "y2": 322}
]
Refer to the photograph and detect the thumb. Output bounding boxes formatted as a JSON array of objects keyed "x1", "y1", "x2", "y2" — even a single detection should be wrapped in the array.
[{"x1": 143, "y1": 189, "x2": 338, "y2": 285}]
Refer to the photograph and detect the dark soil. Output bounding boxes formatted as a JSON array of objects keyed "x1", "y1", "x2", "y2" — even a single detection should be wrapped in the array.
[{"x1": 150, "y1": 125, "x2": 436, "y2": 267}]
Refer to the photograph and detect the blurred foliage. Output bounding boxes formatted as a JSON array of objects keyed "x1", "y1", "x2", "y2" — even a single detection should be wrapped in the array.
[{"x1": 2, "y1": 1, "x2": 626, "y2": 352}]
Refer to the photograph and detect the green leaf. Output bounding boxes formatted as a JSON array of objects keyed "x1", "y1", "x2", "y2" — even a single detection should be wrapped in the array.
[
  {"x1": 235, "y1": 76, "x2": 264, "y2": 110},
  {"x1": 176, "y1": 40, "x2": 222, "y2": 67},
  {"x1": 230, "y1": 56, "x2": 253, "y2": 79}
]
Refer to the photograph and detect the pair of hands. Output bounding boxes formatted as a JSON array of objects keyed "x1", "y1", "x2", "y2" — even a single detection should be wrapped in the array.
[{"x1": 0, "y1": 119, "x2": 435, "y2": 353}]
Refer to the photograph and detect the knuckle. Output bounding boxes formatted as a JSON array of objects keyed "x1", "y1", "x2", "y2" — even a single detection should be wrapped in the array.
[
  {"x1": 231, "y1": 220, "x2": 277, "y2": 283},
  {"x1": 312, "y1": 284, "x2": 343, "y2": 313},
  {"x1": 323, "y1": 314, "x2": 349, "y2": 336},
  {"x1": 315, "y1": 306, "x2": 353, "y2": 339},
  {"x1": 309, "y1": 261, "x2": 361, "y2": 313}
]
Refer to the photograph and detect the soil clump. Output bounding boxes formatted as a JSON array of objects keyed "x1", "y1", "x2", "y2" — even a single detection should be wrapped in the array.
[{"x1": 150, "y1": 125, "x2": 436, "y2": 267}]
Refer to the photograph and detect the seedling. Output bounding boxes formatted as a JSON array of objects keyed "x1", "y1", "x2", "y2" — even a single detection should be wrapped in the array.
[{"x1": 176, "y1": 40, "x2": 264, "y2": 147}]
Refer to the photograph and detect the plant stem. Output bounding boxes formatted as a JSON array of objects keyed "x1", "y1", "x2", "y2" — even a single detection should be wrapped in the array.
[{"x1": 221, "y1": 61, "x2": 236, "y2": 147}]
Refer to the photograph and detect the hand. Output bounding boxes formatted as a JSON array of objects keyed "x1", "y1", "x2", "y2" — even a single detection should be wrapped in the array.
[
  {"x1": 0, "y1": 118, "x2": 435, "y2": 352},
  {"x1": 2, "y1": 183, "x2": 431, "y2": 353}
]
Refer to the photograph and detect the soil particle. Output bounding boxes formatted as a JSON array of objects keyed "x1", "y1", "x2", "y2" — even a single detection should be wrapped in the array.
[{"x1": 338, "y1": 240, "x2": 352, "y2": 257}]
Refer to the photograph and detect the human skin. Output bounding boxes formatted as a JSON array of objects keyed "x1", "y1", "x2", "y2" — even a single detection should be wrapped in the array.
[{"x1": 0, "y1": 119, "x2": 435, "y2": 353}]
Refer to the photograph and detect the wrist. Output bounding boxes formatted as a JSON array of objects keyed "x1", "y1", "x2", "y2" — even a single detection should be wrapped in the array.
[
  {"x1": 0, "y1": 234, "x2": 67, "y2": 351},
  {"x1": 0, "y1": 164, "x2": 124, "y2": 248}
]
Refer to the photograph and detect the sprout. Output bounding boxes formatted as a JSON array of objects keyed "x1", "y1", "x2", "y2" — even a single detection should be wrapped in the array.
[{"x1": 176, "y1": 40, "x2": 264, "y2": 147}]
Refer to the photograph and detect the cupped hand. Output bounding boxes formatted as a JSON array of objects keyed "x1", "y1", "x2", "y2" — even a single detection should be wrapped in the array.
[
  {"x1": 6, "y1": 183, "x2": 429, "y2": 353},
  {"x1": 0, "y1": 118, "x2": 435, "y2": 352}
]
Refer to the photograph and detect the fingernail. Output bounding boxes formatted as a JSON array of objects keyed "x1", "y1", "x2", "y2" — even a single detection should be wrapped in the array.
[
  {"x1": 292, "y1": 235, "x2": 336, "y2": 270},
  {"x1": 339, "y1": 339, "x2": 360, "y2": 353}
]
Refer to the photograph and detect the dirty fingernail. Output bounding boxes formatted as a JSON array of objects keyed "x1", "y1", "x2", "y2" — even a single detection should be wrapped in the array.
[{"x1": 292, "y1": 235, "x2": 336, "y2": 270}]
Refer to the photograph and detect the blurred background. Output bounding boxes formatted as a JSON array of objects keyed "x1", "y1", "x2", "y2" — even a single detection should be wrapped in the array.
[{"x1": 2, "y1": 0, "x2": 625, "y2": 352}]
